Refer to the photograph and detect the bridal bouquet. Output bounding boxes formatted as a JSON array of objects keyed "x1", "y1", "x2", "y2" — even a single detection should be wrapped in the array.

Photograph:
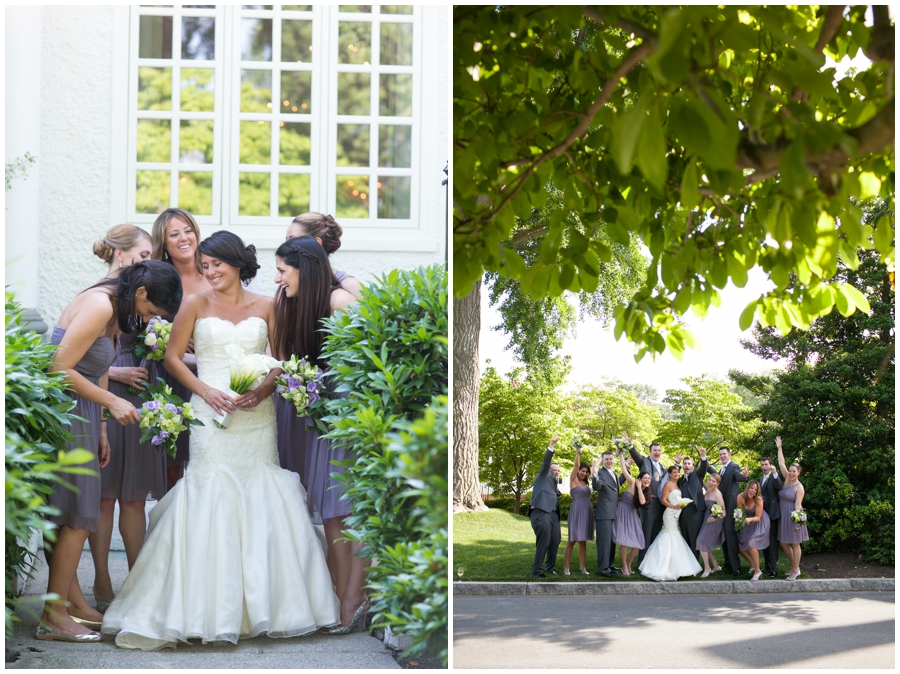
[
  {"x1": 733, "y1": 508, "x2": 747, "y2": 532},
  {"x1": 275, "y1": 354, "x2": 329, "y2": 432},
  {"x1": 708, "y1": 503, "x2": 725, "y2": 520},
  {"x1": 132, "y1": 317, "x2": 171, "y2": 362},
  {"x1": 214, "y1": 344, "x2": 281, "y2": 429},
  {"x1": 790, "y1": 508, "x2": 808, "y2": 531},
  {"x1": 677, "y1": 497, "x2": 693, "y2": 509}
]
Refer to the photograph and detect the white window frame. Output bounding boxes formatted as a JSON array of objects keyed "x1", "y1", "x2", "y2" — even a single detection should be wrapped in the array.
[{"x1": 113, "y1": 4, "x2": 440, "y2": 253}]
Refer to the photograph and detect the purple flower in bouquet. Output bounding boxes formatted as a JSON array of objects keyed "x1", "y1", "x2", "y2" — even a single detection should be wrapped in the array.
[
  {"x1": 151, "y1": 430, "x2": 169, "y2": 445},
  {"x1": 309, "y1": 392, "x2": 320, "y2": 403},
  {"x1": 306, "y1": 381, "x2": 318, "y2": 393},
  {"x1": 144, "y1": 400, "x2": 161, "y2": 412},
  {"x1": 151, "y1": 344, "x2": 159, "y2": 352},
  {"x1": 288, "y1": 376, "x2": 301, "y2": 391},
  {"x1": 165, "y1": 403, "x2": 179, "y2": 414}
]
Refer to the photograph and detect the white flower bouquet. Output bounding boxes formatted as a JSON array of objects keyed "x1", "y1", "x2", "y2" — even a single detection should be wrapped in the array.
[
  {"x1": 790, "y1": 508, "x2": 808, "y2": 531},
  {"x1": 213, "y1": 344, "x2": 281, "y2": 429},
  {"x1": 708, "y1": 503, "x2": 725, "y2": 520},
  {"x1": 733, "y1": 508, "x2": 747, "y2": 532},
  {"x1": 133, "y1": 317, "x2": 171, "y2": 362},
  {"x1": 677, "y1": 497, "x2": 693, "y2": 509},
  {"x1": 275, "y1": 354, "x2": 329, "y2": 432}
]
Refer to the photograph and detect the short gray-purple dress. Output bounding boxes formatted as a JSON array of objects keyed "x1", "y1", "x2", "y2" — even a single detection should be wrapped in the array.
[
  {"x1": 612, "y1": 491, "x2": 645, "y2": 548},
  {"x1": 101, "y1": 333, "x2": 166, "y2": 501},
  {"x1": 567, "y1": 484, "x2": 594, "y2": 542},
  {"x1": 274, "y1": 270, "x2": 354, "y2": 523},
  {"x1": 48, "y1": 325, "x2": 119, "y2": 532},
  {"x1": 695, "y1": 499, "x2": 725, "y2": 552},
  {"x1": 778, "y1": 483, "x2": 809, "y2": 543},
  {"x1": 739, "y1": 503, "x2": 770, "y2": 550}
]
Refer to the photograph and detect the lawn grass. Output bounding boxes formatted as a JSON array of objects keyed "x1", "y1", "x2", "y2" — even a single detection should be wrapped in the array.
[{"x1": 453, "y1": 508, "x2": 807, "y2": 582}]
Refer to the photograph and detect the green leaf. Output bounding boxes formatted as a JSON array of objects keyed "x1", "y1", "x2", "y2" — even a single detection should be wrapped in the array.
[
  {"x1": 680, "y1": 161, "x2": 700, "y2": 211},
  {"x1": 611, "y1": 101, "x2": 645, "y2": 176},
  {"x1": 636, "y1": 106, "x2": 668, "y2": 191},
  {"x1": 840, "y1": 283, "x2": 871, "y2": 314},
  {"x1": 739, "y1": 300, "x2": 758, "y2": 331},
  {"x1": 873, "y1": 215, "x2": 893, "y2": 255}
]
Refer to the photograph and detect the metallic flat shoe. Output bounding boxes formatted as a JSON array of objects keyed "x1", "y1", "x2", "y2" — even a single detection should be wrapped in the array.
[
  {"x1": 36, "y1": 622, "x2": 102, "y2": 642},
  {"x1": 70, "y1": 615, "x2": 103, "y2": 630},
  {"x1": 323, "y1": 600, "x2": 369, "y2": 635}
]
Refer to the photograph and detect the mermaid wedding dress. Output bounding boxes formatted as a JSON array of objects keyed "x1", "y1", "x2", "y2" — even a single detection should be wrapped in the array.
[
  {"x1": 638, "y1": 488, "x2": 703, "y2": 582},
  {"x1": 102, "y1": 316, "x2": 340, "y2": 649}
]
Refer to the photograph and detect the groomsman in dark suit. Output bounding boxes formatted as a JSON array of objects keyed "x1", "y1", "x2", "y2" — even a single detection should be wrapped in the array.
[
  {"x1": 677, "y1": 447, "x2": 710, "y2": 560},
  {"x1": 710, "y1": 446, "x2": 749, "y2": 576},
  {"x1": 626, "y1": 436, "x2": 666, "y2": 563},
  {"x1": 591, "y1": 451, "x2": 620, "y2": 577},
  {"x1": 759, "y1": 456, "x2": 783, "y2": 578},
  {"x1": 529, "y1": 435, "x2": 561, "y2": 578}
]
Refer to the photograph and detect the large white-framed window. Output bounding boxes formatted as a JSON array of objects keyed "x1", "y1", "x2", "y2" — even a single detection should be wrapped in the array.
[{"x1": 120, "y1": 4, "x2": 438, "y2": 252}]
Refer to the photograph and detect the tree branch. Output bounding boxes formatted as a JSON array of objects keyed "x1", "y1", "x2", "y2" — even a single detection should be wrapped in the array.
[
  {"x1": 583, "y1": 7, "x2": 658, "y2": 44},
  {"x1": 793, "y1": 5, "x2": 846, "y2": 102}
]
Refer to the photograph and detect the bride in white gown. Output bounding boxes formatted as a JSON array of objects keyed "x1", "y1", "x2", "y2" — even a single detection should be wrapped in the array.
[
  {"x1": 639, "y1": 465, "x2": 703, "y2": 582},
  {"x1": 102, "y1": 232, "x2": 339, "y2": 650}
]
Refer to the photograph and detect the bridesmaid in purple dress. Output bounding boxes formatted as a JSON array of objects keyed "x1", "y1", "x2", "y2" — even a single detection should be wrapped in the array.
[
  {"x1": 776, "y1": 436, "x2": 809, "y2": 580},
  {"x1": 272, "y1": 235, "x2": 366, "y2": 634},
  {"x1": 736, "y1": 480, "x2": 770, "y2": 581},
  {"x1": 696, "y1": 472, "x2": 725, "y2": 577},
  {"x1": 40, "y1": 262, "x2": 181, "y2": 643},
  {"x1": 86, "y1": 226, "x2": 167, "y2": 613},
  {"x1": 612, "y1": 453, "x2": 650, "y2": 576},
  {"x1": 563, "y1": 446, "x2": 593, "y2": 575}
]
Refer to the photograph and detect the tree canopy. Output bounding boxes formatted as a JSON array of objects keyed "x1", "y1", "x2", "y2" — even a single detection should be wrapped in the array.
[{"x1": 454, "y1": 5, "x2": 895, "y2": 361}]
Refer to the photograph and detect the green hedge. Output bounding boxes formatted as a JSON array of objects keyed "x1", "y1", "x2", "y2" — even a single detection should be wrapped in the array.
[
  {"x1": 5, "y1": 293, "x2": 93, "y2": 636},
  {"x1": 321, "y1": 265, "x2": 448, "y2": 664}
]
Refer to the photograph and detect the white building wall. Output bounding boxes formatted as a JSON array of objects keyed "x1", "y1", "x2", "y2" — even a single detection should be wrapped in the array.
[{"x1": 21, "y1": 5, "x2": 447, "y2": 327}]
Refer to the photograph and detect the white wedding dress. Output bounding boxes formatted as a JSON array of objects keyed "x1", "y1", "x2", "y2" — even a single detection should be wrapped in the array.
[
  {"x1": 102, "y1": 317, "x2": 340, "y2": 650},
  {"x1": 638, "y1": 488, "x2": 703, "y2": 582}
]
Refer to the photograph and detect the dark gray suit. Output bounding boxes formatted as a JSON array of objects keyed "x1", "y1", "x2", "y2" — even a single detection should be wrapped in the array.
[
  {"x1": 628, "y1": 445, "x2": 666, "y2": 563},
  {"x1": 529, "y1": 447, "x2": 561, "y2": 575},
  {"x1": 711, "y1": 461, "x2": 749, "y2": 573},
  {"x1": 677, "y1": 458, "x2": 709, "y2": 558},
  {"x1": 592, "y1": 466, "x2": 619, "y2": 573},
  {"x1": 760, "y1": 470, "x2": 783, "y2": 573}
]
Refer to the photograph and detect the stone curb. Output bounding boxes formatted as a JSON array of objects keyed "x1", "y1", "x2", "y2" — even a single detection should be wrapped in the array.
[{"x1": 454, "y1": 578, "x2": 894, "y2": 596}]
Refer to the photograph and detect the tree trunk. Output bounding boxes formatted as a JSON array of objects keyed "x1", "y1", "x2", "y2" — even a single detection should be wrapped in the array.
[{"x1": 453, "y1": 278, "x2": 488, "y2": 512}]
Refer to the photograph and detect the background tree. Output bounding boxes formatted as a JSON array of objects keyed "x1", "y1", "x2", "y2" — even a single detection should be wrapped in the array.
[
  {"x1": 568, "y1": 384, "x2": 661, "y2": 451},
  {"x1": 453, "y1": 5, "x2": 894, "y2": 511}
]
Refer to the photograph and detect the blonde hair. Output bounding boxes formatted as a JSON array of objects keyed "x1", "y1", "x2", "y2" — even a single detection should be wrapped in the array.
[
  {"x1": 290, "y1": 212, "x2": 343, "y2": 255},
  {"x1": 93, "y1": 224, "x2": 151, "y2": 266},
  {"x1": 151, "y1": 208, "x2": 202, "y2": 274}
]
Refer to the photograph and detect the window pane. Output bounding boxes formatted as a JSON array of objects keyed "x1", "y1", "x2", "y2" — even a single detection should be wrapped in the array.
[
  {"x1": 381, "y1": 6, "x2": 413, "y2": 14},
  {"x1": 241, "y1": 18, "x2": 273, "y2": 61},
  {"x1": 282, "y1": 5, "x2": 312, "y2": 10},
  {"x1": 180, "y1": 68, "x2": 215, "y2": 112},
  {"x1": 137, "y1": 119, "x2": 171, "y2": 163},
  {"x1": 242, "y1": 5, "x2": 273, "y2": 9},
  {"x1": 279, "y1": 122, "x2": 311, "y2": 165},
  {"x1": 136, "y1": 170, "x2": 171, "y2": 214},
  {"x1": 337, "y1": 73, "x2": 370, "y2": 116},
  {"x1": 182, "y1": 17, "x2": 215, "y2": 60},
  {"x1": 180, "y1": 120, "x2": 214, "y2": 163},
  {"x1": 378, "y1": 124, "x2": 411, "y2": 167},
  {"x1": 280, "y1": 72, "x2": 311, "y2": 114},
  {"x1": 336, "y1": 124, "x2": 370, "y2": 167},
  {"x1": 336, "y1": 175, "x2": 369, "y2": 218},
  {"x1": 338, "y1": 22, "x2": 371, "y2": 64},
  {"x1": 240, "y1": 69, "x2": 272, "y2": 112},
  {"x1": 340, "y1": 6, "x2": 371, "y2": 12},
  {"x1": 240, "y1": 120, "x2": 271, "y2": 164},
  {"x1": 138, "y1": 67, "x2": 172, "y2": 110},
  {"x1": 380, "y1": 22, "x2": 412, "y2": 66},
  {"x1": 139, "y1": 16, "x2": 173, "y2": 59},
  {"x1": 281, "y1": 20, "x2": 312, "y2": 63},
  {"x1": 379, "y1": 74, "x2": 412, "y2": 116},
  {"x1": 238, "y1": 173, "x2": 270, "y2": 215},
  {"x1": 178, "y1": 171, "x2": 213, "y2": 215},
  {"x1": 278, "y1": 174, "x2": 310, "y2": 216},
  {"x1": 377, "y1": 176, "x2": 410, "y2": 219}
]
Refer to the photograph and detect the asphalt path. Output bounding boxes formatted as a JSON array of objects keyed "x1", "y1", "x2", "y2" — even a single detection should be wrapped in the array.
[{"x1": 453, "y1": 591, "x2": 894, "y2": 669}]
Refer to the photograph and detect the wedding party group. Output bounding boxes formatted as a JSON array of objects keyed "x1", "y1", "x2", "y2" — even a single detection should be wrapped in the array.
[
  {"x1": 37, "y1": 209, "x2": 370, "y2": 648},
  {"x1": 529, "y1": 434, "x2": 809, "y2": 583}
]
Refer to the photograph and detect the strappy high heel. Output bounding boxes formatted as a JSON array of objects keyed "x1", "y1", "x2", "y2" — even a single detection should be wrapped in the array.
[{"x1": 323, "y1": 600, "x2": 369, "y2": 635}]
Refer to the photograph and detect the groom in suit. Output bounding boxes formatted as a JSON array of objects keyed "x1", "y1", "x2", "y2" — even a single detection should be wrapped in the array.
[
  {"x1": 591, "y1": 451, "x2": 620, "y2": 577},
  {"x1": 627, "y1": 437, "x2": 666, "y2": 563},
  {"x1": 528, "y1": 435, "x2": 561, "y2": 578},
  {"x1": 677, "y1": 449, "x2": 709, "y2": 560},
  {"x1": 711, "y1": 446, "x2": 749, "y2": 576},
  {"x1": 759, "y1": 456, "x2": 783, "y2": 578}
]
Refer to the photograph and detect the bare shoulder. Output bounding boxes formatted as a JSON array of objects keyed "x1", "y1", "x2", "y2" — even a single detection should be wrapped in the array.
[
  {"x1": 60, "y1": 289, "x2": 115, "y2": 330},
  {"x1": 331, "y1": 288, "x2": 357, "y2": 313},
  {"x1": 339, "y1": 275, "x2": 364, "y2": 299}
]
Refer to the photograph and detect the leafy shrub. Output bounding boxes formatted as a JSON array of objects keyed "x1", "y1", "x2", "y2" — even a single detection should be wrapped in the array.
[
  {"x1": 5, "y1": 293, "x2": 93, "y2": 636},
  {"x1": 321, "y1": 265, "x2": 448, "y2": 664}
]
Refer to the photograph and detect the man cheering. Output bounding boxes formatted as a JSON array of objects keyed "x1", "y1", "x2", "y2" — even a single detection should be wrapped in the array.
[
  {"x1": 529, "y1": 434, "x2": 561, "y2": 578},
  {"x1": 677, "y1": 448, "x2": 709, "y2": 560},
  {"x1": 713, "y1": 446, "x2": 749, "y2": 576},
  {"x1": 759, "y1": 455, "x2": 783, "y2": 577},
  {"x1": 626, "y1": 435, "x2": 666, "y2": 563},
  {"x1": 591, "y1": 451, "x2": 619, "y2": 577}
]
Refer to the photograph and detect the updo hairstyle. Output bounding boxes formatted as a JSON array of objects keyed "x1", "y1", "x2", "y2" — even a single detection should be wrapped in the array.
[
  {"x1": 93, "y1": 224, "x2": 151, "y2": 265},
  {"x1": 198, "y1": 231, "x2": 260, "y2": 285},
  {"x1": 290, "y1": 212, "x2": 343, "y2": 255}
]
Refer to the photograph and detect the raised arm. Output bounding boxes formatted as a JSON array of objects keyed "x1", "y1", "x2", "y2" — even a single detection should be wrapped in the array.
[
  {"x1": 775, "y1": 436, "x2": 789, "y2": 480},
  {"x1": 626, "y1": 434, "x2": 644, "y2": 467},
  {"x1": 537, "y1": 434, "x2": 559, "y2": 477},
  {"x1": 619, "y1": 452, "x2": 635, "y2": 487},
  {"x1": 696, "y1": 447, "x2": 709, "y2": 482},
  {"x1": 569, "y1": 447, "x2": 582, "y2": 488}
]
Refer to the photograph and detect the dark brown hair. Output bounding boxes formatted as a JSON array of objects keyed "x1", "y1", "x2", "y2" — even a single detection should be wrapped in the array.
[
  {"x1": 198, "y1": 231, "x2": 260, "y2": 285},
  {"x1": 272, "y1": 235, "x2": 335, "y2": 364},
  {"x1": 634, "y1": 471, "x2": 652, "y2": 510},
  {"x1": 85, "y1": 260, "x2": 182, "y2": 333}
]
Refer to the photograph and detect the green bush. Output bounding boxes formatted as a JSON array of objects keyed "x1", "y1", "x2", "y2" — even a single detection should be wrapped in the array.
[
  {"x1": 321, "y1": 264, "x2": 448, "y2": 664},
  {"x1": 5, "y1": 293, "x2": 93, "y2": 636}
]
